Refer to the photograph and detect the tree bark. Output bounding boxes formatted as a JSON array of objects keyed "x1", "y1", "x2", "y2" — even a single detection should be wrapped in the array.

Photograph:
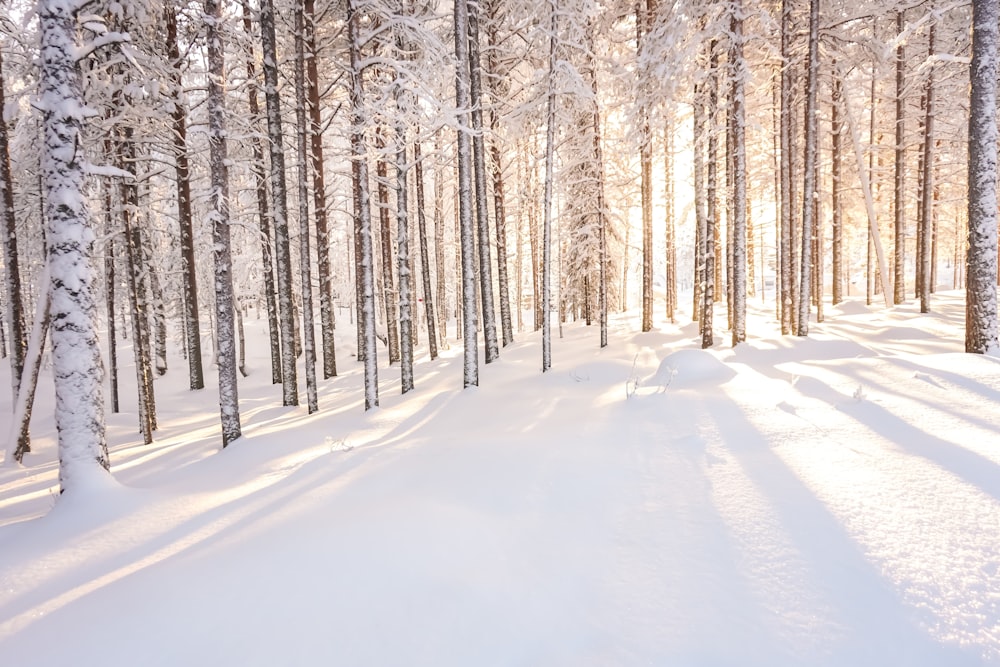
[
  {"x1": 467, "y1": 1, "x2": 500, "y2": 363},
  {"x1": 797, "y1": 0, "x2": 819, "y2": 336},
  {"x1": 39, "y1": 0, "x2": 111, "y2": 490},
  {"x1": 415, "y1": 141, "x2": 438, "y2": 360},
  {"x1": 293, "y1": 0, "x2": 319, "y2": 413},
  {"x1": 347, "y1": 0, "x2": 379, "y2": 407},
  {"x1": 893, "y1": 10, "x2": 906, "y2": 305},
  {"x1": 305, "y1": 0, "x2": 336, "y2": 379},
  {"x1": 261, "y1": 0, "x2": 299, "y2": 406},
  {"x1": 966, "y1": 0, "x2": 999, "y2": 354},
  {"x1": 456, "y1": 0, "x2": 480, "y2": 385},
  {"x1": 206, "y1": 0, "x2": 242, "y2": 445},
  {"x1": 165, "y1": 3, "x2": 204, "y2": 391}
]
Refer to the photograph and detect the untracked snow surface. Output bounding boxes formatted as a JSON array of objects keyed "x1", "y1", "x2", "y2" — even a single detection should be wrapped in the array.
[{"x1": 1, "y1": 292, "x2": 1000, "y2": 666}]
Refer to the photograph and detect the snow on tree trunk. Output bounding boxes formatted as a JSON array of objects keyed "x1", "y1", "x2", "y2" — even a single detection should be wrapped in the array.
[
  {"x1": 305, "y1": 0, "x2": 336, "y2": 380},
  {"x1": 0, "y1": 45, "x2": 26, "y2": 414},
  {"x1": 638, "y1": 0, "x2": 653, "y2": 333},
  {"x1": 467, "y1": 1, "x2": 499, "y2": 364},
  {"x1": 348, "y1": 0, "x2": 379, "y2": 408},
  {"x1": 796, "y1": 0, "x2": 819, "y2": 337},
  {"x1": 294, "y1": 0, "x2": 319, "y2": 414},
  {"x1": 779, "y1": 0, "x2": 793, "y2": 335},
  {"x1": 206, "y1": 0, "x2": 242, "y2": 446},
  {"x1": 165, "y1": 3, "x2": 204, "y2": 392},
  {"x1": 240, "y1": 0, "x2": 281, "y2": 386},
  {"x1": 37, "y1": 0, "x2": 110, "y2": 490},
  {"x1": 396, "y1": 129, "x2": 414, "y2": 394},
  {"x1": 966, "y1": 0, "x2": 999, "y2": 354},
  {"x1": 483, "y1": 6, "x2": 514, "y2": 349},
  {"x1": 919, "y1": 18, "x2": 936, "y2": 315},
  {"x1": 730, "y1": 1, "x2": 747, "y2": 346},
  {"x1": 541, "y1": 0, "x2": 557, "y2": 372},
  {"x1": 893, "y1": 10, "x2": 906, "y2": 306},
  {"x1": 261, "y1": 0, "x2": 299, "y2": 406},
  {"x1": 414, "y1": 141, "x2": 438, "y2": 360},
  {"x1": 455, "y1": 0, "x2": 480, "y2": 386},
  {"x1": 831, "y1": 69, "x2": 843, "y2": 306}
]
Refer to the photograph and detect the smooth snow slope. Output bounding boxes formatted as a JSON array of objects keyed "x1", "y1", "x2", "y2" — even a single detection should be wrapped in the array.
[{"x1": 1, "y1": 292, "x2": 999, "y2": 666}]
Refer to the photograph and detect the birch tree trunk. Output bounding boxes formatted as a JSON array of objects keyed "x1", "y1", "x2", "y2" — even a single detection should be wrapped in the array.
[
  {"x1": 467, "y1": 0, "x2": 499, "y2": 363},
  {"x1": 294, "y1": 0, "x2": 319, "y2": 414},
  {"x1": 797, "y1": 0, "x2": 819, "y2": 336},
  {"x1": 261, "y1": 0, "x2": 299, "y2": 405},
  {"x1": 455, "y1": 0, "x2": 480, "y2": 385},
  {"x1": 305, "y1": 0, "x2": 336, "y2": 379},
  {"x1": 241, "y1": 0, "x2": 281, "y2": 385},
  {"x1": 0, "y1": 46, "x2": 27, "y2": 433},
  {"x1": 165, "y1": 3, "x2": 203, "y2": 391},
  {"x1": 831, "y1": 69, "x2": 844, "y2": 305},
  {"x1": 38, "y1": 0, "x2": 110, "y2": 490},
  {"x1": 730, "y1": 1, "x2": 747, "y2": 345},
  {"x1": 966, "y1": 0, "x2": 999, "y2": 354},
  {"x1": 919, "y1": 18, "x2": 936, "y2": 314},
  {"x1": 206, "y1": 0, "x2": 242, "y2": 445},
  {"x1": 893, "y1": 10, "x2": 906, "y2": 305},
  {"x1": 779, "y1": 0, "x2": 793, "y2": 335},
  {"x1": 541, "y1": 0, "x2": 557, "y2": 371},
  {"x1": 347, "y1": 0, "x2": 379, "y2": 407},
  {"x1": 638, "y1": 0, "x2": 654, "y2": 333},
  {"x1": 414, "y1": 141, "x2": 438, "y2": 360},
  {"x1": 395, "y1": 77, "x2": 414, "y2": 393}
]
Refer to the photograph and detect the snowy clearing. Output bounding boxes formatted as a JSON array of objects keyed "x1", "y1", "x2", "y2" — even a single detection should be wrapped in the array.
[{"x1": 1, "y1": 292, "x2": 999, "y2": 666}]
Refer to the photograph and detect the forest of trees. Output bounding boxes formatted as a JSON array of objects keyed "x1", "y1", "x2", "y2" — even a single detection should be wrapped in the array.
[{"x1": 0, "y1": 0, "x2": 997, "y2": 489}]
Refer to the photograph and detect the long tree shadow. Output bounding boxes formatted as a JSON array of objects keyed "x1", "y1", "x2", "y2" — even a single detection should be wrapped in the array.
[
  {"x1": 703, "y1": 397, "x2": 980, "y2": 665},
  {"x1": 782, "y1": 364, "x2": 1000, "y2": 502}
]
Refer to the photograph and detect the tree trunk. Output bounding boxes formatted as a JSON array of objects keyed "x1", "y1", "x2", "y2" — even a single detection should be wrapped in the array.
[
  {"x1": 119, "y1": 129, "x2": 156, "y2": 444},
  {"x1": 261, "y1": 0, "x2": 299, "y2": 406},
  {"x1": 103, "y1": 188, "x2": 119, "y2": 414},
  {"x1": 39, "y1": 0, "x2": 110, "y2": 490},
  {"x1": 241, "y1": 0, "x2": 281, "y2": 385},
  {"x1": 779, "y1": 0, "x2": 793, "y2": 334},
  {"x1": 638, "y1": 0, "x2": 654, "y2": 332},
  {"x1": 433, "y1": 132, "x2": 449, "y2": 350},
  {"x1": 797, "y1": 0, "x2": 819, "y2": 336},
  {"x1": 966, "y1": 0, "x2": 999, "y2": 354},
  {"x1": 294, "y1": 0, "x2": 319, "y2": 414},
  {"x1": 467, "y1": 1, "x2": 500, "y2": 363},
  {"x1": 456, "y1": 0, "x2": 480, "y2": 385},
  {"x1": 483, "y1": 5, "x2": 514, "y2": 349},
  {"x1": 206, "y1": 0, "x2": 242, "y2": 445},
  {"x1": 347, "y1": 0, "x2": 379, "y2": 407},
  {"x1": 8, "y1": 266, "x2": 49, "y2": 464},
  {"x1": 730, "y1": 2, "x2": 747, "y2": 345},
  {"x1": 832, "y1": 68, "x2": 844, "y2": 305},
  {"x1": 893, "y1": 10, "x2": 906, "y2": 305},
  {"x1": 919, "y1": 18, "x2": 936, "y2": 314},
  {"x1": 541, "y1": 0, "x2": 557, "y2": 371},
  {"x1": 165, "y1": 3, "x2": 204, "y2": 391},
  {"x1": 395, "y1": 94, "x2": 414, "y2": 393},
  {"x1": 703, "y1": 42, "x2": 717, "y2": 349},
  {"x1": 305, "y1": 0, "x2": 336, "y2": 379},
  {"x1": 0, "y1": 46, "x2": 27, "y2": 432},
  {"x1": 415, "y1": 141, "x2": 438, "y2": 360}
]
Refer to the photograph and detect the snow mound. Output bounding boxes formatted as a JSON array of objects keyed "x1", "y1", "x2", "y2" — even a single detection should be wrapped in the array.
[{"x1": 647, "y1": 349, "x2": 736, "y2": 389}]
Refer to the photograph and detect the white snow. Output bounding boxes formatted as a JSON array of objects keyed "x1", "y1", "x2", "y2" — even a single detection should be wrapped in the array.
[{"x1": 2, "y1": 292, "x2": 1000, "y2": 665}]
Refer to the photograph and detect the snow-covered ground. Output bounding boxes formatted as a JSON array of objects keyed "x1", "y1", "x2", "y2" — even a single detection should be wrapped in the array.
[{"x1": 1, "y1": 292, "x2": 999, "y2": 666}]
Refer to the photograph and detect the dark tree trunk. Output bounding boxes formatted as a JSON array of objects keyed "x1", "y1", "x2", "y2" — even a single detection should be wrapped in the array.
[
  {"x1": 415, "y1": 141, "x2": 438, "y2": 360},
  {"x1": 241, "y1": 0, "x2": 281, "y2": 385},
  {"x1": 165, "y1": 3, "x2": 204, "y2": 391},
  {"x1": 261, "y1": 0, "x2": 299, "y2": 405},
  {"x1": 305, "y1": 0, "x2": 336, "y2": 379},
  {"x1": 467, "y1": 0, "x2": 500, "y2": 363}
]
